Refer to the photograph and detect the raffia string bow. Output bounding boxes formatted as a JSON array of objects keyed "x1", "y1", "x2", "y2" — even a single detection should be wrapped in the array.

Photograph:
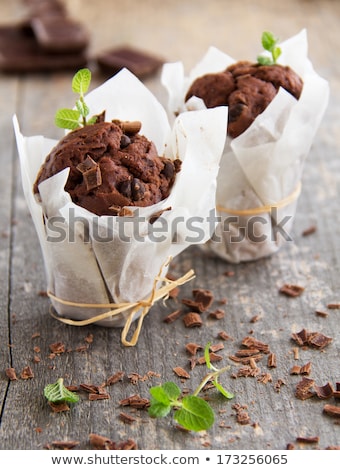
[{"x1": 48, "y1": 258, "x2": 195, "y2": 346}]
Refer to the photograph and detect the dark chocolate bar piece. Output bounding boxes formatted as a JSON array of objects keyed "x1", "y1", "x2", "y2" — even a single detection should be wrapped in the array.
[
  {"x1": 96, "y1": 46, "x2": 164, "y2": 79},
  {"x1": 0, "y1": 24, "x2": 87, "y2": 73},
  {"x1": 30, "y1": 16, "x2": 89, "y2": 53}
]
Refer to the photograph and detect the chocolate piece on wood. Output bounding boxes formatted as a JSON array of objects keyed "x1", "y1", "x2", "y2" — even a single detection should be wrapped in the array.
[
  {"x1": 30, "y1": 16, "x2": 89, "y2": 53},
  {"x1": 0, "y1": 24, "x2": 87, "y2": 73},
  {"x1": 96, "y1": 46, "x2": 164, "y2": 78}
]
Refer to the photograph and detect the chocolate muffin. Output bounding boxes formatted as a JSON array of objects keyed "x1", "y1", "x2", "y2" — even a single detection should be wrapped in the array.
[
  {"x1": 185, "y1": 61, "x2": 303, "y2": 138},
  {"x1": 34, "y1": 119, "x2": 181, "y2": 216}
]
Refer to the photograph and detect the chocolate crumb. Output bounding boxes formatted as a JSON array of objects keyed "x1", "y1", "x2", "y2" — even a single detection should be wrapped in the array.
[
  {"x1": 89, "y1": 393, "x2": 110, "y2": 401},
  {"x1": 267, "y1": 353, "x2": 277, "y2": 368},
  {"x1": 327, "y1": 303, "x2": 340, "y2": 309},
  {"x1": 315, "y1": 310, "x2": 329, "y2": 317},
  {"x1": 5, "y1": 367, "x2": 17, "y2": 380},
  {"x1": 274, "y1": 379, "x2": 285, "y2": 392},
  {"x1": 296, "y1": 436, "x2": 319, "y2": 443},
  {"x1": 286, "y1": 443, "x2": 295, "y2": 450},
  {"x1": 106, "y1": 371, "x2": 125, "y2": 386},
  {"x1": 290, "y1": 365, "x2": 302, "y2": 375},
  {"x1": 313, "y1": 382, "x2": 334, "y2": 399},
  {"x1": 163, "y1": 309, "x2": 182, "y2": 323},
  {"x1": 173, "y1": 366, "x2": 190, "y2": 379},
  {"x1": 300, "y1": 362, "x2": 312, "y2": 376},
  {"x1": 89, "y1": 433, "x2": 137, "y2": 450},
  {"x1": 49, "y1": 440, "x2": 80, "y2": 449},
  {"x1": 119, "y1": 412, "x2": 136, "y2": 424},
  {"x1": 241, "y1": 336, "x2": 269, "y2": 353},
  {"x1": 49, "y1": 342, "x2": 66, "y2": 354},
  {"x1": 209, "y1": 309, "x2": 225, "y2": 319},
  {"x1": 295, "y1": 377, "x2": 315, "y2": 400},
  {"x1": 48, "y1": 402, "x2": 70, "y2": 413},
  {"x1": 302, "y1": 225, "x2": 317, "y2": 236},
  {"x1": 185, "y1": 342, "x2": 202, "y2": 355},
  {"x1": 323, "y1": 404, "x2": 340, "y2": 418},
  {"x1": 20, "y1": 366, "x2": 34, "y2": 379},
  {"x1": 183, "y1": 312, "x2": 203, "y2": 328},
  {"x1": 119, "y1": 394, "x2": 150, "y2": 409},
  {"x1": 279, "y1": 284, "x2": 305, "y2": 297},
  {"x1": 182, "y1": 288, "x2": 214, "y2": 312},
  {"x1": 218, "y1": 330, "x2": 232, "y2": 341}
]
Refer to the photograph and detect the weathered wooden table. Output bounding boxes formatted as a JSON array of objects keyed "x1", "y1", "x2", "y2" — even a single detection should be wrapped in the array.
[{"x1": 1, "y1": 0, "x2": 339, "y2": 451}]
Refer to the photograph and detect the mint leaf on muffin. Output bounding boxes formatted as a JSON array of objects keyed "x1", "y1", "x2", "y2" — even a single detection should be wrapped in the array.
[
  {"x1": 257, "y1": 31, "x2": 282, "y2": 65},
  {"x1": 55, "y1": 68, "x2": 98, "y2": 130}
]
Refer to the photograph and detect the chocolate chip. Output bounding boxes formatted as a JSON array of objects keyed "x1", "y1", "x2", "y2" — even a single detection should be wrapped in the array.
[
  {"x1": 131, "y1": 178, "x2": 145, "y2": 201},
  {"x1": 162, "y1": 161, "x2": 175, "y2": 179},
  {"x1": 120, "y1": 134, "x2": 131, "y2": 149},
  {"x1": 119, "y1": 180, "x2": 132, "y2": 198}
]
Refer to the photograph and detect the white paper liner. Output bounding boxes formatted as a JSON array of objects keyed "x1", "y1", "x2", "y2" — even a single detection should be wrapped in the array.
[
  {"x1": 14, "y1": 68, "x2": 228, "y2": 327},
  {"x1": 161, "y1": 30, "x2": 330, "y2": 263}
]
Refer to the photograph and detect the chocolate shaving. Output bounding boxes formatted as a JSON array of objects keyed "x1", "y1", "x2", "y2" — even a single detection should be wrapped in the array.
[
  {"x1": 209, "y1": 309, "x2": 225, "y2": 319},
  {"x1": 183, "y1": 312, "x2": 203, "y2": 328},
  {"x1": 112, "y1": 120, "x2": 142, "y2": 135},
  {"x1": 323, "y1": 404, "x2": 340, "y2": 418},
  {"x1": 232, "y1": 403, "x2": 251, "y2": 425},
  {"x1": 119, "y1": 394, "x2": 150, "y2": 409},
  {"x1": 48, "y1": 402, "x2": 70, "y2": 413},
  {"x1": 82, "y1": 163, "x2": 102, "y2": 191},
  {"x1": 5, "y1": 367, "x2": 17, "y2": 380},
  {"x1": 185, "y1": 342, "x2": 202, "y2": 355},
  {"x1": 241, "y1": 336, "x2": 269, "y2": 353},
  {"x1": 291, "y1": 329, "x2": 332, "y2": 349},
  {"x1": 106, "y1": 371, "x2": 125, "y2": 386},
  {"x1": 119, "y1": 412, "x2": 137, "y2": 424},
  {"x1": 279, "y1": 284, "x2": 305, "y2": 297},
  {"x1": 197, "y1": 352, "x2": 223, "y2": 365},
  {"x1": 313, "y1": 382, "x2": 334, "y2": 399},
  {"x1": 295, "y1": 377, "x2": 315, "y2": 400},
  {"x1": 232, "y1": 366, "x2": 261, "y2": 378},
  {"x1": 267, "y1": 353, "x2": 277, "y2": 368},
  {"x1": 20, "y1": 366, "x2": 34, "y2": 379},
  {"x1": 209, "y1": 343, "x2": 225, "y2": 353},
  {"x1": 300, "y1": 362, "x2": 312, "y2": 375},
  {"x1": 302, "y1": 225, "x2": 317, "y2": 236},
  {"x1": 163, "y1": 309, "x2": 182, "y2": 324},
  {"x1": 89, "y1": 433, "x2": 137, "y2": 450},
  {"x1": 173, "y1": 366, "x2": 190, "y2": 379},
  {"x1": 257, "y1": 372, "x2": 272, "y2": 384},
  {"x1": 235, "y1": 348, "x2": 260, "y2": 357},
  {"x1": 290, "y1": 365, "x2": 302, "y2": 375},
  {"x1": 49, "y1": 440, "x2": 80, "y2": 450},
  {"x1": 229, "y1": 354, "x2": 263, "y2": 364},
  {"x1": 182, "y1": 288, "x2": 214, "y2": 312},
  {"x1": 327, "y1": 303, "x2": 340, "y2": 309},
  {"x1": 296, "y1": 436, "x2": 319, "y2": 443},
  {"x1": 218, "y1": 330, "x2": 232, "y2": 341},
  {"x1": 89, "y1": 393, "x2": 110, "y2": 401},
  {"x1": 49, "y1": 342, "x2": 66, "y2": 354}
]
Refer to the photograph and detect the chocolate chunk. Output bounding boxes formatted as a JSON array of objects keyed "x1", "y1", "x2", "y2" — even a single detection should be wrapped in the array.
[
  {"x1": 279, "y1": 283, "x2": 305, "y2": 297},
  {"x1": 97, "y1": 46, "x2": 164, "y2": 79},
  {"x1": 131, "y1": 178, "x2": 145, "y2": 201},
  {"x1": 0, "y1": 24, "x2": 87, "y2": 73},
  {"x1": 30, "y1": 16, "x2": 89, "y2": 53}
]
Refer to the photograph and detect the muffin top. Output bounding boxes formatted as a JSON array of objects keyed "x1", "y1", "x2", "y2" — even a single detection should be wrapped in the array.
[
  {"x1": 34, "y1": 120, "x2": 181, "y2": 216},
  {"x1": 185, "y1": 61, "x2": 303, "y2": 138}
]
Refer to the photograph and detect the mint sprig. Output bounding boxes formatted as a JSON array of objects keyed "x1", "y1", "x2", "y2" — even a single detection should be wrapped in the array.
[
  {"x1": 44, "y1": 377, "x2": 79, "y2": 404},
  {"x1": 257, "y1": 31, "x2": 282, "y2": 65},
  {"x1": 148, "y1": 343, "x2": 234, "y2": 431},
  {"x1": 55, "y1": 68, "x2": 97, "y2": 130}
]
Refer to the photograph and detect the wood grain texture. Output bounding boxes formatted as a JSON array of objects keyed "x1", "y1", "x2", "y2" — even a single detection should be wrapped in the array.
[{"x1": 0, "y1": 0, "x2": 339, "y2": 450}]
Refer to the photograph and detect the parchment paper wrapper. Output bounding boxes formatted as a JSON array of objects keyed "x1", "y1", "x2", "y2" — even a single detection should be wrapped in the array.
[
  {"x1": 162, "y1": 30, "x2": 329, "y2": 263},
  {"x1": 14, "y1": 68, "x2": 228, "y2": 331}
]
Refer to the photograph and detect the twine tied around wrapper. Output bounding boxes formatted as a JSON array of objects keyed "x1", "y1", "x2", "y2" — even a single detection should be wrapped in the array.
[
  {"x1": 48, "y1": 258, "x2": 195, "y2": 346},
  {"x1": 216, "y1": 182, "x2": 302, "y2": 216}
]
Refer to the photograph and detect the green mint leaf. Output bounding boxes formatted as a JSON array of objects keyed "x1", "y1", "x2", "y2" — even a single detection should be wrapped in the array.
[
  {"x1": 72, "y1": 68, "x2": 91, "y2": 96},
  {"x1": 148, "y1": 400, "x2": 172, "y2": 418},
  {"x1": 150, "y1": 385, "x2": 172, "y2": 406},
  {"x1": 162, "y1": 382, "x2": 181, "y2": 401},
  {"x1": 55, "y1": 108, "x2": 81, "y2": 130},
  {"x1": 75, "y1": 98, "x2": 90, "y2": 118},
  {"x1": 44, "y1": 378, "x2": 79, "y2": 404},
  {"x1": 87, "y1": 116, "x2": 98, "y2": 125},
  {"x1": 272, "y1": 46, "x2": 282, "y2": 63},
  {"x1": 174, "y1": 396, "x2": 214, "y2": 431},
  {"x1": 204, "y1": 342, "x2": 212, "y2": 369},
  {"x1": 257, "y1": 55, "x2": 273, "y2": 65},
  {"x1": 212, "y1": 379, "x2": 234, "y2": 399},
  {"x1": 261, "y1": 31, "x2": 277, "y2": 52}
]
